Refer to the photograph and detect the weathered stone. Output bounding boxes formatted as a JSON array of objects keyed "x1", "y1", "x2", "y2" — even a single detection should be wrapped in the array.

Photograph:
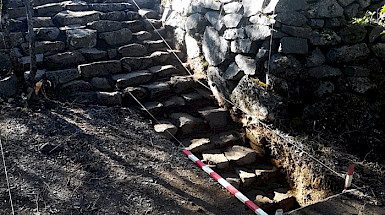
[
  {"x1": 249, "y1": 14, "x2": 276, "y2": 26},
  {"x1": 112, "y1": 70, "x2": 153, "y2": 88},
  {"x1": 207, "y1": 67, "x2": 230, "y2": 106},
  {"x1": 235, "y1": 54, "x2": 256, "y2": 75},
  {"x1": 202, "y1": 150, "x2": 230, "y2": 169},
  {"x1": 307, "y1": 19, "x2": 325, "y2": 28},
  {"x1": 368, "y1": 26, "x2": 385, "y2": 43},
  {"x1": 143, "y1": 40, "x2": 167, "y2": 52},
  {"x1": 279, "y1": 37, "x2": 308, "y2": 54},
  {"x1": 339, "y1": 25, "x2": 367, "y2": 43},
  {"x1": 231, "y1": 39, "x2": 252, "y2": 54},
  {"x1": 78, "y1": 48, "x2": 107, "y2": 61},
  {"x1": 23, "y1": 41, "x2": 65, "y2": 54},
  {"x1": 0, "y1": 75, "x2": 17, "y2": 98},
  {"x1": 100, "y1": 11, "x2": 128, "y2": 21},
  {"x1": 60, "y1": 80, "x2": 92, "y2": 93},
  {"x1": 126, "y1": 0, "x2": 155, "y2": 8},
  {"x1": 91, "y1": 77, "x2": 111, "y2": 90},
  {"x1": 337, "y1": 0, "x2": 355, "y2": 7},
  {"x1": 138, "y1": 9, "x2": 158, "y2": 19},
  {"x1": 235, "y1": 167, "x2": 257, "y2": 187},
  {"x1": 310, "y1": 29, "x2": 341, "y2": 46},
  {"x1": 164, "y1": 11, "x2": 185, "y2": 29},
  {"x1": 148, "y1": 65, "x2": 178, "y2": 78},
  {"x1": 53, "y1": 10, "x2": 100, "y2": 26},
  {"x1": 61, "y1": 1, "x2": 88, "y2": 11},
  {"x1": 242, "y1": 0, "x2": 263, "y2": 17},
  {"x1": 222, "y1": 173, "x2": 241, "y2": 189},
  {"x1": 88, "y1": 3, "x2": 133, "y2": 12},
  {"x1": 348, "y1": 77, "x2": 376, "y2": 94},
  {"x1": 198, "y1": 106, "x2": 229, "y2": 130},
  {"x1": 34, "y1": 27, "x2": 60, "y2": 41},
  {"x1": 185, "y1": 34, "x2": 200, "y2": 59},
  {"x1": 45, "y1": 52, "x2": 86, "y2": 70},
  {"x1": 205, "y1": 11, "x2": 225, "y2": 32},
  {"x1": 99, "y1": 28, "x2": 132, "y2": 46},
  {"x1": 143, "y1": 101, "x2": 163, "y2": 115},
  {"x1": 184, "y1": 138, "x2": 214, "y2": 153},
  {"x1": 122, "y1": 86, "x2": 147, "y2": 101},
  {"x1": 170, "y1": 75, "x2": 195, "y2": 94},
  {"x1": 46, "y1": 68, "x2": 80, "y2": 85},
  {"x1": 344, "y1": 3, "x2": 359, "y2": 19},
  {"x1": 357, "y1": 0, "x2": 370, "y2": 9},
  {"x1": 154, "y1": 121, "x2": 178, "y2": 138},
  {"x1": 198, "y1": 0, "x2": 221, "y2": 10},
  {"x1": 97, "y1": 91, "x2": 122, "y2": 106},
  {"x1": 371, "y1": 43, "x2": 385, "y2": 59},
  {"x1": 141, "y1": 81, "x2": 171, "y2": 99},
  {"x1": 315, "y1": 81, "x2": 334, "y2": 97},
  {"x1": 223, "y1": 28, "x2": 246, "y2": 40},
  {"x1": 142, "y1": 19, "x2": 162, "y2": 31},
  {"x1": 224, "y1": 2, "x2": 243, "y2": 14},
  {"x1": 244, "y1": 25, "x2": 271, "y2": 41},
  {"x1": 307, "y1": 0, "x2": 344, "y2": 18},
  {"x1": 35, "y1": 3, "x2": 63, "y2": 16},
  {"x1": 118, "y1": 44, "x2": 147, "y2": 57},
  {"x1": 78, "y1": 60, "x2": 121, "y2": 78},
  {"x1": 326, "y1": 43, "x2": 370, "y2": 63},
  {"x1": 33, "y1": 17, "x2": 55, "y2": 28},
  {"x1": 87, "y1": 20, "x2": 122, "y2": 32},
  {"x1": 210, "y1": 131, "x2": 242, "y2": 148},
  {"x1": 308, "y1": 65, "x2": 342, "y2": 79},
  {"x1": 224, "y1": 62, "x2": 244, "y2": 81},
  {"x1": 185, "y1": 13, "x2": 207, "y2": 36},
  {"x1": 67, "y1": 29, "x2": 97, "y2": 49},
  {"x1": 150, "y1": 51, "x2": 170, "y2": 64},
  {"x1": 223, "y1": 14, "x2": 243, "y2": 28},
  {"x1": 325, "y1": 17, "x2": 347, "y2": 28},
  {"x1": 202, "y1": 27, "x2": 230, "y2": 66},
  {"x1": 267, "y1": 54, "x2": 303, "y2": 78},
  {"x1": 225, "y1": 145, "x2": 257, "y2": 165},
  {"x1": 275, "y1": 0, "x2": 307, "y2": 13},
  {"x1": 306, "y1": 48, "x2": 326, "y2": 67},
  {"x1": 121, "y1": 20, "x2": 143, "y2": 34},
  {"x1": 231, "y1": 76, "x2": 288, "y2": 122},
  {"x1": 170, "y1": 113, "x2": 204, "y2": 135},
  {"x1": 344, "y1": 66, "x2": 370, "y2": 77},
  {"x1": 121, "y1": 56, "x2": 152, "y2": 70},
  {"x1": 162, "y1": 96, "x2": 185, "y2": 109},
  {"x1": 275, "y1": 11, "x2": 307, "y2": 27},
  {"x1": 281, "y1": 25, "x2": 311, "y2": 38},
  {"x1": 132, "y1": 31, "x2": 152, "y2": 41}
]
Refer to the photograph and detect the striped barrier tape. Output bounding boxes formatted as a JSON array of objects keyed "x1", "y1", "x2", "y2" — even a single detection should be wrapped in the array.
[
  {"x1": 182, "y1": 150, "x2": 268, "y2": 215},
  {"x1": 344, "y1": 164, "x2": 355, "y2": 190}
]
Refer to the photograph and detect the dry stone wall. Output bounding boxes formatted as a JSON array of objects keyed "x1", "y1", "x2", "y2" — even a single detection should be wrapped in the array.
[
  {"x1": 0, "y1": 0, "x2": 171, "y2": 103},
  {"x1": 162, "y1": 0, "x2": 385, "y2": 125}
]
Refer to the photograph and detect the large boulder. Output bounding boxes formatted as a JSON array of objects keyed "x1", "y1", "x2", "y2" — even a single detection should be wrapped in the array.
[
  {"x1": 202, "y1": 27, "x2": 229, "y2": 66},
  {"x1": 231, "y1": 76, "x2": 288, "y2": 122}
]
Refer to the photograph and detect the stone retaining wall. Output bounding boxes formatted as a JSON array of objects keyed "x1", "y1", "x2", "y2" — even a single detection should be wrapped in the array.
[
  {"x1": 163, "y1": 0, "x2": 384, "y2": 123},
  {"x1": 162, "y1": 0, "x2": 385, "y2": 206}
]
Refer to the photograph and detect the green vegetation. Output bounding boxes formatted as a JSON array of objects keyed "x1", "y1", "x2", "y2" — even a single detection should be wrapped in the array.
[{"x1": 353, "y1": 5, "x2": 385, "y2": 30}]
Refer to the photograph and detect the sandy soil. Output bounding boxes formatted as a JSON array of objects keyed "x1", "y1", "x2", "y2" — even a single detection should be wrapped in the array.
[{"x1": 0, "y1": 103, "x2": 254, "y2": 215}]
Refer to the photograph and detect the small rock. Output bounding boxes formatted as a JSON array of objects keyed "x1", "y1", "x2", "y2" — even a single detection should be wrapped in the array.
[
  {"x1": 183, "y1": 138, "x2": 214, "y2": 153},
  {"x1": 154, "y1": 121, "x2": 178, "y2": 138}
]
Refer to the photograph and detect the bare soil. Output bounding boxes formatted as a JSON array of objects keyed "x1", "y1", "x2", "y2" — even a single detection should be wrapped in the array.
[{"x1": 0, "y1": 102, "x2": 255, "y2": 215}]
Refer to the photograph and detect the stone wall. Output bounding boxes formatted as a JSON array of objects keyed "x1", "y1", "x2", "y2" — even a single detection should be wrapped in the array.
[
  {"x1": 162, "y1": 0, "x2": 385, "y2": 125},
  {"x1": 162, "y1": 0, "x2": 385, "y2": 206},
  {"x1": 0, "y1": 0, "x2": 164, "y2": 101}
]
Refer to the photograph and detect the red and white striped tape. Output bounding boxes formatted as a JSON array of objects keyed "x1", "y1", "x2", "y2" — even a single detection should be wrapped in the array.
[
  {"x1": 344, "y1": 164, "x2": 355, "y2": 190},
  {"x1": 182, "y1": 150, "x2": 268, "y2": 215}
]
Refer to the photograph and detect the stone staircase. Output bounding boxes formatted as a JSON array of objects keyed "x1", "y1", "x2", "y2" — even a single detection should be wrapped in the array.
[{"x1": 5, "y1": 0, "x2": 299, "y2": 213}]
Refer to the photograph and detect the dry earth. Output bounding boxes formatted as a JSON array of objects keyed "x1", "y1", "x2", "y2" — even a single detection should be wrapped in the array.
[{"x1": 0, "y1": 102, "x2": 255, "y2": 215}]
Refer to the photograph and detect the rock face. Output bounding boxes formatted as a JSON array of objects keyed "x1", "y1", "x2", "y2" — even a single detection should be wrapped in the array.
[{"x1": 67, "y1": 29, "x2": 97, "y2": 49}]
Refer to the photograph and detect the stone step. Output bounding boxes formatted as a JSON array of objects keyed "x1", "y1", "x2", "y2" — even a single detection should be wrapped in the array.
[
  {"x1": 118, "y1": 43, "x2": 148, "y2": 57},
  {"x1": 132, "y1": 31, "x2": 153, "y2": 41},
  {"x1": 100, "y1": 10, "x2": 138, "y2": 21},
  {"x1": 150, "y1": 51, "x2": 171, "y2": 64},
  {"x1": 53, "y1": 10, "x2": 101, "y2": 27},
  {"x1": 138, "y1": 8, "x2": 159, "y2": 19},
  {"x1": 224, "y1": 145, "x2": 261, "y2": 166},
  {"x1": 122, "y1": 20, "x2": 145, "y2": 33},
  {"x1": 202, "y1": 149, "x2": 230, "y2": 170},
  {"x1": 198, "y1": 106, "x2": 231, "y2": 130},
  {"x1": 112, "y1": 70, "x2": 153, "y2": 89},
  {"x1": 143, "y1": 19, "x2": 162, "y2": 31},
  {"x1": 148, "y1": 65, "x2": 180, "y2": 78},
  {"x1": 169, "y1": 75, "x2": 196, "y2": 94},
  {"x1": 143, "y1": 39, "x2": 170, "y2": 52},
  {"x1": 154, "y1": 120, "x2": 178, "y2": 139},
  {"x1": 170, "y1": 113, "x2": 205, "y2": 136},
  {"x1": 141, "y1": 81, "x2": 171, "y2": 99}
]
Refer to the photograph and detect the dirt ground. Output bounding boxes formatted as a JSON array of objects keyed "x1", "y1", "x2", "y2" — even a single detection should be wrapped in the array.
[{"x1": 0, "y1": 102, "x2": 255, "y2": 215}]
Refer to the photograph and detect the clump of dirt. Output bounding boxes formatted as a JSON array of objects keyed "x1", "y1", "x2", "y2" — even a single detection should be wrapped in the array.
[{"x1": 0, "y1": 102, "x2": 254, "y2": 215}]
